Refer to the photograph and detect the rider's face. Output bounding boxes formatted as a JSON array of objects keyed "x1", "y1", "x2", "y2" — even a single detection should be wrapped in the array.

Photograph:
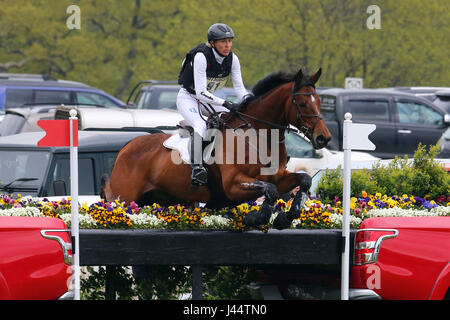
[{"x1": 212, "y1": 38, "x2": 233, "y2": 56}]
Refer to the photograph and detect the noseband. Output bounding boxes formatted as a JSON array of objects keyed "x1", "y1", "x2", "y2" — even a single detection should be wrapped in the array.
[{"x1": 291, "y1": 84, "x2": 323, "y2": 140}]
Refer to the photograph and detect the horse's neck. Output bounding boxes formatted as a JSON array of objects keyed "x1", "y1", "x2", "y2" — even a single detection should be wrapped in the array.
[
  {"x1": 246, "y1": 83, "x2": 291, "y2": 127},
  {"x1": 236, "y1": 83, "x2": 291, "y2": 154}
]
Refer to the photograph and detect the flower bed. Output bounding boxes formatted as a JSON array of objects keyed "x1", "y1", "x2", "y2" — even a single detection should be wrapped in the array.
[{"x1": 1, "y1": 192, "x2": 449, "y2": 231}]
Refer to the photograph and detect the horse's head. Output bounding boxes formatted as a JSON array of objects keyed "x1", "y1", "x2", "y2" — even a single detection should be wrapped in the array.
[{"x1": 288, "y1": 68, "x2": 331, "y2": 149}]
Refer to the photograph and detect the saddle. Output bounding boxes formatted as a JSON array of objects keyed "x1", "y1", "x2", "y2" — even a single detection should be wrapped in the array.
[{"x1": 162, "y1": 119, "x2": 219, "y2": 165}]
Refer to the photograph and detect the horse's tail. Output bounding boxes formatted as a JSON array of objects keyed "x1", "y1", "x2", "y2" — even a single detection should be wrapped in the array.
[{"x1": 100, "y1": 173, "x2": 111, "y2": 201}]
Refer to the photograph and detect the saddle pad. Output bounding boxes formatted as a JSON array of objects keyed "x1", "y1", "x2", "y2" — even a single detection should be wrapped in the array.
[
  {"x1": 162, "y1": 134, "x2": 216, "y2": 165},
  {"x1": 163, "y1": 134, "x2": 191, "y2": 164}
]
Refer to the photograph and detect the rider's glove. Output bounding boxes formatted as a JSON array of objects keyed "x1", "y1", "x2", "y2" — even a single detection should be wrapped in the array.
[{"x1": 223, "y1": 100, "x2": 241, "y2": 112}]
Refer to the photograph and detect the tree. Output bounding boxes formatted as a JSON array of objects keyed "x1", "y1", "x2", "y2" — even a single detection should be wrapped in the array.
[{"x1": 0, "y1": 0, "x2": 449, "y2": 98}]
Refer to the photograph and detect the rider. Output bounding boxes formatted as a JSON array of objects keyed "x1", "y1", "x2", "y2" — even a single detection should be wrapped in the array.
[{"x1": 177, "y1": 23, "x2": 250, "y2": 186}]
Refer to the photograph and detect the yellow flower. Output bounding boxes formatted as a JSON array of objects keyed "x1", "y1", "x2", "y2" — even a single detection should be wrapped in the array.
[{"x1": 350, "y1": 197, "x2": 357, "y2": 210}]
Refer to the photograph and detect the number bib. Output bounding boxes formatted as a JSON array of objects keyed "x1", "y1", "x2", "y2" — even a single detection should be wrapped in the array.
[{"x1": 206, "y1": 76, "x2": 229, "y2": 92}]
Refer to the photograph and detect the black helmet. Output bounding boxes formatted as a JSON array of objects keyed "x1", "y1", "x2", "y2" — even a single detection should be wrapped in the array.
[{"x1": 207, "y1": 23, "x2": 235, "y2": 41}]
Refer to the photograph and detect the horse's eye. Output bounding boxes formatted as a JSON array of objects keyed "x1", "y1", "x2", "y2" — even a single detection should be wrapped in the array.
[{"x1": 299, "y1": 102, "x2": 306, "y2": 107}]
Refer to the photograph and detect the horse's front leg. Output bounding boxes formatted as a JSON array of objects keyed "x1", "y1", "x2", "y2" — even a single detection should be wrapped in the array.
[
  {"x1": 234, "y1": 180, "x2": 279, "y2": 227},
  {"x1": 272, "y1": 172, "x2": 312, "y2": 230}
]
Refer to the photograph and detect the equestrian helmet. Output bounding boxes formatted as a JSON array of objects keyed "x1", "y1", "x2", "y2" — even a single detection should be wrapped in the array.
[{"x1": 207, "y1": 23, "x2": 235, "y2": 41}]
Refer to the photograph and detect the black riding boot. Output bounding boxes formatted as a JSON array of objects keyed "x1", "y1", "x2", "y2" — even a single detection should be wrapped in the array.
[{"x1": 190, "y1": 132, "x2": 208, "y2": 187}]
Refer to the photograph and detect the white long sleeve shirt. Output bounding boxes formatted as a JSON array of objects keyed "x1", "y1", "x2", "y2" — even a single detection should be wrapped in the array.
[{"x1": 192, "y1": 49, "x2": 247, "y2": 106}]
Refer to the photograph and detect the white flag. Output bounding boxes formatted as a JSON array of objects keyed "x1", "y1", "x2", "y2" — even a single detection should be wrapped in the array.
[{"x1": 344, "y1": 123, "x2": 376, "y2": 151}]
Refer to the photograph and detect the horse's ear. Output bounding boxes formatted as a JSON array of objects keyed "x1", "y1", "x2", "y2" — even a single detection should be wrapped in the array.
[
  {"x1": 294, "y1": 68, "x2": 304, "y2": 85},
  {"x1": 310, "y1": 68, "x2": 322, "y2": 85}
]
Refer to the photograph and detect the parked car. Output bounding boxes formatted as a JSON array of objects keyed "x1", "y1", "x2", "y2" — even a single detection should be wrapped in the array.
[
  {"x1": 127, "y1": 79, "x2": 248, "y2": 110},
  {"x1": 382, "y1": 86, "x2": 450, "y2": 101},
  {"x1": 352, "y1": 216, "x2": 450, "y2": 299},
  {"x1": 54, "y1": 105, "x2": 183, "y2": 131},
  {"x1": 437, "y1": 127, "x2": 450, "y2": 158},
  {"x1": 319, "y1": 88, "x2": 450, "y2": 158},
  {"x1": 0, "y1": 216, "x2": 72, "y2": 299},
  {"x1": 253, "y1": 215, "x2": 450, "y2": 300},
  {"x1": 382, "y1": 87, "x2": 450, "y2": 115},
  {"x1": 0, "y1": 78, "x2": 125, "y2": 111},
  {"x1": 432, "y1": 91, "x2": 450, "y2": 114},
  {"x1": 127, "y1": 80, "x2": 180, "y2": 110},
  {"x1": 284, "y1": 130, "x2": 379, "y2": 175},
  {"x1": 0, "y1": 101, "x2": 140, "y2": 137},
  {"x1": 0, "y1": 130, "x2": 153, "y2": 198}
]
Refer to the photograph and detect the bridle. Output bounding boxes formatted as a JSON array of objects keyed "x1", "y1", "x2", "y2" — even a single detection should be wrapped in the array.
[
  {"x1": 291, "y1": 84, "x2": 323, "y2": 140},
  {"x1": 199, "y1": 82, "x2": 324, "y2": 140}
]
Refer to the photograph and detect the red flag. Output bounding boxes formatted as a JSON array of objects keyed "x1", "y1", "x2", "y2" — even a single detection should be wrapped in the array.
[{"x1": 37, "y1": 119, "x2": 78, "y2": 147}]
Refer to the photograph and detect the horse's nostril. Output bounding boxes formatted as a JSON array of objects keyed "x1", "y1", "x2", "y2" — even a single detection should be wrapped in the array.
[{"x1": 315, "y1": 135, "x2": 328, "y2": 147}]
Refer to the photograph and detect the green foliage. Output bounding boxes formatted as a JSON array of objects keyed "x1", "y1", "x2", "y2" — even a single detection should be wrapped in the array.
[
  {"x1": 1, "y1": 0, "x2": 450, "y2": 100},
  {"x1": 80, "y1": 265, "x2": 256, "y2": 300},
  {"x1": 370, "y1": 144, "x2": 450, "y2": 198},
  {"x1": 133, "y1": 266, "x2": 191, "y2": 300},
  {"x1": 203, "y1": 266, "x2": 257, "y2": 300},
  {"x1": 316, "y1": 166, "x2": 378, "y2": 202},
  {"x1": 81, "y1": 266, "x2": 137, "y2": 300},
  {"x1": 316, "y1": 144, "x2": 450, "y2": 201}
]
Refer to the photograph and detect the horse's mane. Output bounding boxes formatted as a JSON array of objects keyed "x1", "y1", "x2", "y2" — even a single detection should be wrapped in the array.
[
  {"x1": 239, "y1": 70, "x2": 313, "y2": 110},
  {"x1": 251, "y1": 71, "x2": 296, "y2": 98}
]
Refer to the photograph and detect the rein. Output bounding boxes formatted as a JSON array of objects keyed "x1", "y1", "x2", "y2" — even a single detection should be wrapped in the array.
[
  {"x1": 197, "y1": 82, "x2": 324, "y2": 141},
  {"x1": 230, "y1": 83, "x2": 323, "y2": 139}
]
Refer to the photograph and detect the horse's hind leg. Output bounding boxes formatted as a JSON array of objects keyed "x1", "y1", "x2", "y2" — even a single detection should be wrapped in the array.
[{"x1": 242, "y1": 181, "x2": 279, "y2": 227}]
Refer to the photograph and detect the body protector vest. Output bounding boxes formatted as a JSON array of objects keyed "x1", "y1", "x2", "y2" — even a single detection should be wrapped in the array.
[{"x1": 178, "y1": 43, "x2": 233, "y2": 95}]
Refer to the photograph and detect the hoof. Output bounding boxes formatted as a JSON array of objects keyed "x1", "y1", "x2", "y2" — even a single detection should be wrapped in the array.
[
  {"x1": 263, "y1": 184, "x2": 279, "y2": 203},
  {"x1": 272, "y1": 212, "x2": 292, "y2": 230},
  {"x1": 243, "y1": 210, "x2": 269, "y2": 227},
  {"x1": 291, "y1": 192, "x2": 308, "y2": 212}
]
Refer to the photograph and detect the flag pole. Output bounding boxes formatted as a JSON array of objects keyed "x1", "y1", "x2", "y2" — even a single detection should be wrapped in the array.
[
  {"x1": 341, "y1": 112, "x2": 352, "y2": 300},
  {"x1": 69, "y1": 109, "x2": 80, "y2": 300}
]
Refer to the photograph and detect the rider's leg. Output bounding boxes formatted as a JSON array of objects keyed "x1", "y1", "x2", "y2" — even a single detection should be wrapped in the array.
[
  {"x1": 189, "y1": 131, "x2": 208, "y2": 185},
  {"x1": 177, "y1": 90, "x2": 208, "y2": 186}
]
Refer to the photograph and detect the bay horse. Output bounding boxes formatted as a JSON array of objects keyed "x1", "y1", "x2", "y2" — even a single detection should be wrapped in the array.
[{"x1": 102, "y1": 68, "x2": 331, "y2": 229}]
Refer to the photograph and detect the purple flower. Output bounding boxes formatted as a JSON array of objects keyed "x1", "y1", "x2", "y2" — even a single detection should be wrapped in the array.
[
  {"x1": 414, "y1": 197, "x2": 424, "y2": 206},
  {"x1": 423, "y1": 201, "x2": 437, "y2": 210}
]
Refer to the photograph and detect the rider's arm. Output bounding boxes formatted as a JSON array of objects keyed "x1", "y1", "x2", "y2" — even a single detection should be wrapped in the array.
[
  {"x1": 193, "y1": 52, "x2": 226, "y2": 106},
  {"x1": 230, "y1": 53, "x2": 248, "y2": 100}
]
